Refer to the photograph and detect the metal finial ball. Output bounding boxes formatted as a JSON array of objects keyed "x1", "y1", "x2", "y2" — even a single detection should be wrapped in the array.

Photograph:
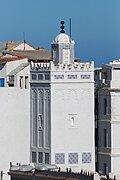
[
  {"x1": 60, "y1": 30, "x2": 65, "y2": 33},
  {"x1": 61, "y1": 25, "x2": 65, "y2": 29},
  {"x1": 61, "y1": 21, "x2": 64, "y2": 24}
]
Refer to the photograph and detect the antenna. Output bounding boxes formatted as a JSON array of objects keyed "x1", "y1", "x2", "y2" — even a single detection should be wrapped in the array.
[
  {"x1": 23, "y1": 32, "x2": 26, "y2": 50},
  {"x1": 60, "y1": 21, "x2": 65, "y2": 33},
  {"x1": 69, "y1": 18, "x2": 72, "y2": 41}
]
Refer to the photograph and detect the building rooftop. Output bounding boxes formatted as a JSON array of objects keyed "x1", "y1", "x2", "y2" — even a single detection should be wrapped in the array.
[
  {"x1": 0, "y1": 54, "x2": 25, "y2": 64},
  {"x1": 3, "y1": 49, "x2": 51, "y2": 61},
  {"x1": 0, "y1": 41, "x2": 20, "y2": 51},
  {"x1": 103, "y1": 59, "x2": 120, "y2": 69}
]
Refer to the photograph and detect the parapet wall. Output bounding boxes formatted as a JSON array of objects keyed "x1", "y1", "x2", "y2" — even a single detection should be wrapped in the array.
[{"x1": 30, "y1": 61, "x2": 94, "y2": 72}]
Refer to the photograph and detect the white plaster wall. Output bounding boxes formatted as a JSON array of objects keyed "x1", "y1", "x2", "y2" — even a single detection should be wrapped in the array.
[
  {"x1": 111, "y1": 156, "x2": 120, "y2": 173},
  {"x1": 112, "y1": 69, "x2": 120, "y2": 81},
  {"x1": 51, "y1": 81, "x2": 95, "y2": 171},
  {"x1": 111, "y1": 93, "x2": 120, "y2": 118},
  {"x1": 111, "y1": 92, "x2": 120, "y2": 156},
  {"x1": 111, "y1": 124, "x2": 120, "y2": 151},
  {"x1": 0, "y1": 87, "x2": 30, "y2": 177},
  {"x1": 14, "y1": 42, "x2": 35, "y2": 50},
  {"x1": 110, "y1": 69, "x2": 120, "y2": 88}
]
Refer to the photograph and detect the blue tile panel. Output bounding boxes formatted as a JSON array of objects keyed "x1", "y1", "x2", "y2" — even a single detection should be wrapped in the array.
[
  {"x1": 68, "y1": 153, "x2": 78, "y2": 164},
  {"x1": 82, "y1": 152, "x2": 92, "y2": 163},
  {"x1": 54, "y1": 75, "x2": 64, "y2": 79},
  {"x1": 81, "y1": 74, "x2": 90, "y2": 79},
  {"x1": 68, "y1": 74, "x2": 77, "y2": 79},
  {"x1": 55, "y1": 153, "x2": 65, "y2": 164}
]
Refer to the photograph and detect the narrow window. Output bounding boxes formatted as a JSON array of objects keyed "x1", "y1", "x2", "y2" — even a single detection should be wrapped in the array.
[
  {"x1": 8, "y1": 76, "x2": 14, "y2": 87},
  {"x1": 38, "y1": 152, "x2": 43, "y2": 163},
  {"x1": 38, "y1": 74, "x2": 43, "y2": 80},
  {"x1": 45, "y1": 74, "x2": 50, "y2": 80},
  {"x1": 95, "y1": 128, "x2": 98, "y2": 147},
  {"x1": 32, "y1": 74, "x2": 36, "y2": 80},
  {"x1": 71, "y1": 117, "x2": 75, "y2": 126},
  {"x1": 45, "y1": 153, "x2": 49, "y2": 164},
  {"x1": 103, "y1": 98, "x2": 107, "y2": 115},
  {"x1": 104, "y1": 129, "x2": 108, "y2": 147},
  {"x1": 25, "y1": 76, "x2": 29, "y2": 89},
  {"x1": 95, "y1": 98, "x2": 98, "y2": 116},
  {"x1": 20, "y1": 76, "x2": 23, "y2": 88},
  {"x1": 32, "y1": 152, "x2": 37, "y2": 163},
  {"x1": 0, "y1": 78, "x2": 5, "y2": 87},
  {"x1": 69, "y1": 114, "x2": 77, "y2": 128},
  {"x1": 103, "y1": 163, "x2": 108, "y2": 175}
]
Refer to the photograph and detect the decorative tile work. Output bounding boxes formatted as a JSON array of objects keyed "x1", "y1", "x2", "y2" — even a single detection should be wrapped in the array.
[
  {"x1": 55, "y1": 153, "x2": 65, "y2": 164},
  {"x1": 68, "y1": 153, "x2": 78, "y2": 164},
  {"x1": 68, "y1": 74, "x2": 77, "y2": 79},
  {"x1": 82, "y1": 152, "x2": 92, "y2": 163},
  {"x1": 54, "y1": 75, "x2": 64, "y2": 79},
  {"x1": 81, "y1": 74, "x2": 90, "y2": 79}
]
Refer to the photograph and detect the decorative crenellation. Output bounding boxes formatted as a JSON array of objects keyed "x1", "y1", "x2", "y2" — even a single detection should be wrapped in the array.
[
  {"x1": 30, "y1": 61, "x2": 50, "y2": 71},
  {"x1": 30, "y1": 61, "x2": 94, "y2": 72},
  {"x1": 50, "y1": 61, "x2": 94, "y2": 72}
]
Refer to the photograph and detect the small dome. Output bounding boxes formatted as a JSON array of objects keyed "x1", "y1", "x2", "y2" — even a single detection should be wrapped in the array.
[{"x1": 55, "y1": 33, "x2": 70, "y2": 43}]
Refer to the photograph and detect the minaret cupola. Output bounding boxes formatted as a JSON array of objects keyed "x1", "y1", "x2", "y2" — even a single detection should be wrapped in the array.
[{"x1": 51, "y1": 21, "x2": 75, "y2": 64}]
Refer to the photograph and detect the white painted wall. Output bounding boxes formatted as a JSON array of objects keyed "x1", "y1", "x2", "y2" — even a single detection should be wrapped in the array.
[
  {"x1": 0, "y1": 87, "x2": 30, "y2": 179},
  {"x1": 110, "y1": 92, "x2": 120, "y2": 173},
  {"x1": 111, "y1": 156, "x2": 120, "y2": 174},
  {"x1": 50, "y1": 65, "x2": 95, "y2": 172}
]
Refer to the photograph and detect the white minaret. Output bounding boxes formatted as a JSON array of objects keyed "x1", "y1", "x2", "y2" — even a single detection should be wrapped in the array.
[
  {"x1": 50, "y1": 22, "x2": 95, "y2": 171},
  {"x1": 30, "y1": 21, "x2": 95, "y2": 172}
]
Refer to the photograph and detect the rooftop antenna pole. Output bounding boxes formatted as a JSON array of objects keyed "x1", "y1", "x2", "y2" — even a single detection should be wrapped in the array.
[
  {"x1": 23, "y1": 32, "x2": 26, "y2": 50},
  {"x1": 69, "y1": 18, "x2": 72, "y2": 42}
]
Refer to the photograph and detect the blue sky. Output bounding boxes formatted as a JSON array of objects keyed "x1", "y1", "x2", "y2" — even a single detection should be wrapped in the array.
[{"x1": 0, "y1": 0, "x2": 120, "y2": 66}]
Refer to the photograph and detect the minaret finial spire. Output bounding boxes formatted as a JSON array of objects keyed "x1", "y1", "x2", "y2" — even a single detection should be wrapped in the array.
[{"x1": 60, "y1": 21, "x2": 65, "y2": 33}]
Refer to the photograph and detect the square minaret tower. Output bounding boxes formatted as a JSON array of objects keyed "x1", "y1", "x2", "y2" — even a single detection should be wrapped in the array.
[{"x1": 30, "y1": 32, "x2": 95, "y2": 172}]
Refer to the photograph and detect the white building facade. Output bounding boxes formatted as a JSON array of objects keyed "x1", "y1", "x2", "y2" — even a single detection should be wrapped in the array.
[
  {"x1": 95, "y1": 60, "x2": 120, "y2": 176},
  {"x1": 0, "y1": 46, "x2": 32, "y2": 178},
  {"x1": 30, "y1": 33, "x2": 95, "y2": 171}
]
